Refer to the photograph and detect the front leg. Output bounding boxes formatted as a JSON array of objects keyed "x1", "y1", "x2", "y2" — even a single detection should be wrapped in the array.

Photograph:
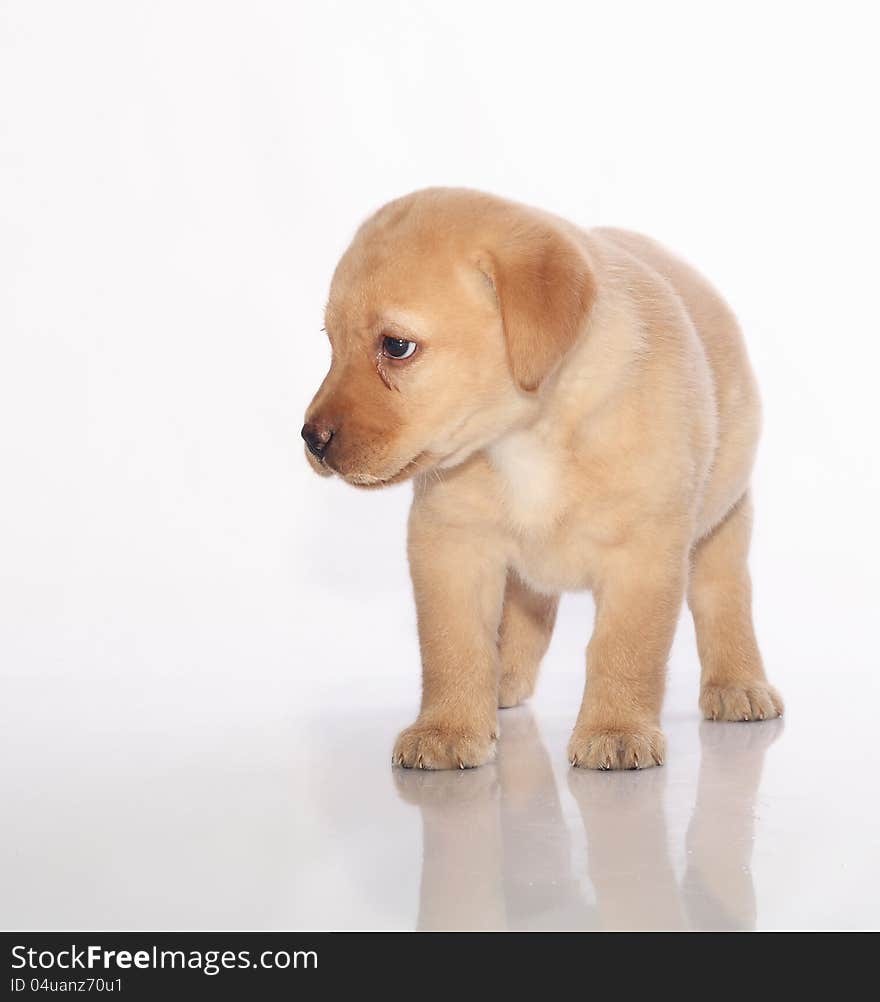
[
  {"x1": 393, "y1": 508, "x2": 508, "y2": 770},
  {"x1": 569, "y1": 537, "x2": 687, "y2": 770}
]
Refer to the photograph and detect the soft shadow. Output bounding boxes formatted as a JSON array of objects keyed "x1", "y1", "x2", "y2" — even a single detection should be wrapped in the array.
[{"x1": 395, "y1": 710, "x2": 783, "y2": 931}]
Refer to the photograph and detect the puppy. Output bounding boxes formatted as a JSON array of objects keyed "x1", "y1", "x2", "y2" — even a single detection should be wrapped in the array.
[{"x1": 303, "y1": 188, "x2": 783, "y2": 770}]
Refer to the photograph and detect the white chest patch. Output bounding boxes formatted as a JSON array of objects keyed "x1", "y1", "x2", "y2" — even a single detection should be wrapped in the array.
[{"x1": 488, "y1": 430, "x2": 560, "y2": 531}]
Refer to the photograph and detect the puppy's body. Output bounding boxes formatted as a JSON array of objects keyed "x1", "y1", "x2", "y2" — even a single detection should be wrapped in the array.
[
  {"x1": 432, "y1": 229, "x2": 740, "y2": 579},
  {"x1": 304, "y1": 189, "x2": 782, "y2": 770}
]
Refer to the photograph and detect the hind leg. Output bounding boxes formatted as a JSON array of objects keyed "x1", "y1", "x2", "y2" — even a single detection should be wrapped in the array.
[
  {"x1": 497, "y1": 573, "x2": 558, "y2": 708},
  {"x1": 688, "y1": 492, "x2": 783, "y2": 721}
]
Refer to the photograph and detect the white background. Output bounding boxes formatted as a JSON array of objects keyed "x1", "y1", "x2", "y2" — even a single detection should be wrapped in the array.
[{"x1": 2, "y1": 1, "x2": 879, "y2": 930}]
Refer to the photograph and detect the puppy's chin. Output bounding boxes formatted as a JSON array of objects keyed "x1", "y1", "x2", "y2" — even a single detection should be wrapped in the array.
[
  {"x1": 342, "y1": 472, "x2": 395, "y2": 490},
  {"x1": 338, "y1": 450, "x2": 435, "y2": 490}
]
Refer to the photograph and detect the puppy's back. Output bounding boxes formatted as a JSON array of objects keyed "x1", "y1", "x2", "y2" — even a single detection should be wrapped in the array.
[{"x1": 592, "y1": 227, "x2": 761, "y2": 533}]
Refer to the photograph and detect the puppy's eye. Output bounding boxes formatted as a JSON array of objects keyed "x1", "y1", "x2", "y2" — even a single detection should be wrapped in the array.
[{"x1": 382, "y1": 336, "x2": 417, "y2": 359}]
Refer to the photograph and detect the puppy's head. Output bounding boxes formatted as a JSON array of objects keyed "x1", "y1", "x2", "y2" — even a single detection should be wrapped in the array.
[{"x1": 302, "y1": 188, "x2": 595, "y2": 487}]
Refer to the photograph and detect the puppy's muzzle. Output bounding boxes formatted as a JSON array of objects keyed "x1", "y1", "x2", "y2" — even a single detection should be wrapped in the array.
[{"x1": 301, "y1": 421, "x2": 334, "y2": 460}]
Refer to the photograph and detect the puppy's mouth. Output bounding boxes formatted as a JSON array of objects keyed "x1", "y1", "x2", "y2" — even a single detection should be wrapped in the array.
[
  {"x1": 304, "y1": 437, "x2": 438, "y2": 488},
  {"x1": 339, "y1": 450, "x2": 434, "y2": 489}
]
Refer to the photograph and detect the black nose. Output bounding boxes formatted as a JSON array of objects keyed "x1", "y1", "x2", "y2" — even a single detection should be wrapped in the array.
[{"x1": 301, "y1": 422, "x2": 333, "y2": 459}]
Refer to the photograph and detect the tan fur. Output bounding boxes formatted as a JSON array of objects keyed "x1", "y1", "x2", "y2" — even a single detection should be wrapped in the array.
[{"x1": 304, "y1": 188, "x2": 783, "y2": 770}]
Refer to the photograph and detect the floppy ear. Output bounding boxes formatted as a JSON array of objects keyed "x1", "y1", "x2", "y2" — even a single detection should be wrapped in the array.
[{"x1": 479, "y1": 225, "x2": 596, "y2": 392}]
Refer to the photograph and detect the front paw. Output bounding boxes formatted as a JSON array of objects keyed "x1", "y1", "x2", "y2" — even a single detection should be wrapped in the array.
[
  {"x1": 700, "y1": 681, "x2": 784, "y2": 721},
  {"x1": 393, "y1": 721, "x2": 497, "y2": 770},
  {"x1": 568, "y1": 723, "x2": 666, "y2": 770}
]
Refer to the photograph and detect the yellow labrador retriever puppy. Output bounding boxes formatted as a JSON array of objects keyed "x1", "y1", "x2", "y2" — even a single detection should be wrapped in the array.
[{"x1": 303, "y1": 188, "x2": 783, "y2": 771}]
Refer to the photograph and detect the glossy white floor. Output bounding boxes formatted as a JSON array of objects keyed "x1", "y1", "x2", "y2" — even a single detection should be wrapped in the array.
[{"x1": 3, "y1": 582, "x2": 879, "y2": 932}]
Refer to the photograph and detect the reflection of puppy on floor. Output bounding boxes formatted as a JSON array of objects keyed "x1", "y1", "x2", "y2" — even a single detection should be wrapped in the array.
[
  {"x1": 304, "y1": 188, "x2": 783, "y2": 772},
  {"x1": 681, "y1": 721, "x2": 783, "y2": 930},
  {"x1": 396, "y1": 708, "x2": 782, "y2": 931},
  {"x1": 395, "y1": 708, "x2": 593, "y2": 931},
  {"x1": 568, "y1": 761, "x2": 686, "y2": 931},
  {"x1": 394, "y1": 757, "x2": 506, "y2": 932}
]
